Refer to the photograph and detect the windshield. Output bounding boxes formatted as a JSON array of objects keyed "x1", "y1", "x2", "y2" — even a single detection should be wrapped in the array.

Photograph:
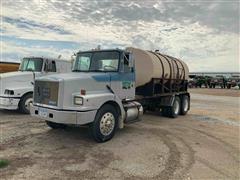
[
  {"x1": 73, "y1": 51, "x2": 119, "y2": 72},
  {"x1": 19, "y1": 58, "x2": 43, "y2": 72}
]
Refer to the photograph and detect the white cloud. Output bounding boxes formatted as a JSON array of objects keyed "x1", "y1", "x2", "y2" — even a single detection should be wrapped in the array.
[
  {"x1": 1, "y1": 0, "x2": 239, "y2": 72},
  {"x1": 1, "y1": 41, "x2": 73, "y2": 61}
]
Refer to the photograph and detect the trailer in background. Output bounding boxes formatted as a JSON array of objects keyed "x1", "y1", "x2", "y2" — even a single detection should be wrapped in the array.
[{"x1": 0, "y1": 62, "x2": 20, "y2": 73}]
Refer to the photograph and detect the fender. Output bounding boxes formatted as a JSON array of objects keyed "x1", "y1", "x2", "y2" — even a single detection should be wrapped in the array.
[
  {"x1": 73, "y1": 91, "x2": 126, "y2": 129},
  {"x1": 4, "y1": 87, "x2": 33, "y2": 98}
]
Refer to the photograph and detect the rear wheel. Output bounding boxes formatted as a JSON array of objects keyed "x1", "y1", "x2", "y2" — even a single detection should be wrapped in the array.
[
  {"x1": 19, "y1": 93, "x2": 33, "y2": 114},
  {"x1": 180, "y1": 95, "x2": 189, "y2": 115},
  {"x1": 90, "y1": 104, "x2": 118, "y2": 143},
  {"x1": 162, "y1": 96, "x2": 181, "y2": 118},
  {"x1": 161, "y1": 107, "x2": 170, "y2": 117}
]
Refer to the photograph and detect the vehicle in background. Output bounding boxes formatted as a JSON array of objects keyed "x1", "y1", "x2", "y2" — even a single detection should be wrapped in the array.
[
  {"x1": 226, "y1": 75, "x2": 240, "y2": 89},
  {"x1": 209, "y1": 75, "x2": 227, "y2": 88},
  {"x1": 195, "y1": 76, "x2": 208, "y2": 88},
  {"x1": 188, "y1": 78, "x2": 196, "y2": 88},
  {"x1": 0, "y1": 62, "x2": 20, "y2": 73},
  {"x1": 31, "y1": 47, "x2": 190, "y2": 142},
  {"x1": 0, "y1": 57, "x2": 71, "y2": 114}
]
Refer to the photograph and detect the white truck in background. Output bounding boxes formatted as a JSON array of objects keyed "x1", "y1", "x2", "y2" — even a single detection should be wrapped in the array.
[
  {"x1": 0, "y1": 57, "x2": 71, "y2": 114},
  {"x1": 31, "y1": 47, "x2": 190, "y2": 142}
]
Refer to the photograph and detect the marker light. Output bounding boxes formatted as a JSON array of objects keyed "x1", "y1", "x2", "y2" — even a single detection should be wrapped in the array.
[{"x1": 81, "y1": 89, "x2": 86, "y2": 95}]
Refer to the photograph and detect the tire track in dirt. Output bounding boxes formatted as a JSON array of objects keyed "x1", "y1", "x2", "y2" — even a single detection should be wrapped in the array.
[
  {"x1": 0, "y1": 132, "x2": 46, "y2": 150},
  {"x1": 141, "y1": 117, "x2": 239, "y2": 179},
  {"x1": 179, "y1": 125, "x2": 240, "y2": 162},
  {"x1": 133, "y1": 125, "x2": 195, "y2": 180},
  {"x1": 153, "y1": 129, "x2": 181, "y2": 180},
  {"x1": 196, "y1": 157, "x2": 235, "y2": 179},
  {"x1": 172, "y1": 125, "x2": 240, "y2": 178},
  {"x1": 171, "y1": 133, "x2": 195, "y2": 179},
  {"x1": 151, "y1": 128, "x2": 195, "y2": 180}
]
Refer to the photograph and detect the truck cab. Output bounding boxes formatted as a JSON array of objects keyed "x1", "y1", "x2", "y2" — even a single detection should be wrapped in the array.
[
  {"x1": 0, "y1": 62, "x2": 20, "y2": 73},
  {"x1": 0, "y1": 57, "x2": 71, "y2": 114}
]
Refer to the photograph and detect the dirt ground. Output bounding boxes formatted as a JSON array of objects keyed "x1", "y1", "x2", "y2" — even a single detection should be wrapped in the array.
[{"x1": 0, "y1": 89, "x2": 239, "y2": 180}]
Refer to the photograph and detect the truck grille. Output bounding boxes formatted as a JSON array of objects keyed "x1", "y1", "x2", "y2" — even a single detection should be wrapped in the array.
[{"x1": 34, "y1": 81, "x2": 59, "y2": 106}]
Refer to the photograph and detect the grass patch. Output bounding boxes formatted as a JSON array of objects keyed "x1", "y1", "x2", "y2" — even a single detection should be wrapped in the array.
[{"x1": 0, "y1": 159, "x2": 10, "y2": 168}]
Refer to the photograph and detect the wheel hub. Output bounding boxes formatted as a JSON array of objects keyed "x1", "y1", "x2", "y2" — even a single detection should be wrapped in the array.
[
  {"x1": 25, "y1": 98, "x2": 33, "y2": 111},
  {"x1": 100, "y1": 112, "x2": 115, "y2": 136},
  {"x1": 174, "y1": 100, "x2": 180, "y2": 115},
  {"x1": 183, "y1": 98, "x2": 188, "y2": 112}
]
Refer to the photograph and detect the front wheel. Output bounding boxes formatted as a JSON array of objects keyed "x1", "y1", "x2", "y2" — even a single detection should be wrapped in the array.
[
  {"x1": 19, "y1": 93, "x2": 33, "y2": 114},
  {"x1": 90, "y1": 104, "x2": 118, "y2": 143}
]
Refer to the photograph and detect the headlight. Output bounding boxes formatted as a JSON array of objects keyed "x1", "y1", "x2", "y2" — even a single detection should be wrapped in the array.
[
  {"x1": 74, "y1": 96, "x2": 83, "y2": 105},
  {"x1": 4, "y1": 89, "x2": 14, "y2": 95}
]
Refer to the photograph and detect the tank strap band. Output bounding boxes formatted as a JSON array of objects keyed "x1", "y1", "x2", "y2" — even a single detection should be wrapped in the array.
[
  {"x1": 166, "y1": 55, "x2": 180, "y2": 80},
  {"x1": 148, "y1": 51, "x2": 164, "y2": 79},
  {"x1": 157, "y1": 53, "x2": 173, "y2": 80}
]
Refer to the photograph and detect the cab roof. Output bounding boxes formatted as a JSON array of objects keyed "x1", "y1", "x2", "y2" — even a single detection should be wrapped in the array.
[
  {"x1": 22, "y1": 56, "x2": 70, "y2": 62},
  {"x1": 77, "y1": 48, "x2": 125, "y2": 54}
]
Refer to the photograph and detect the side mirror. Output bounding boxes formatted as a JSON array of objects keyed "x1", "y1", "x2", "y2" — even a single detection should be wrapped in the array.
[
  {"x1": 44, "y1": 60, "x2": 49, "y2": 73},
  {"x1": 128, "y1": 54, "x2": 134, "y2": 68},
  {"x1": 44, "y1": 60, "x2": 53, "y2": 73}
]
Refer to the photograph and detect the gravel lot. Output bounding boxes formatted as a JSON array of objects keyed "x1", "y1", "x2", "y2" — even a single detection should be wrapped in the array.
[{"x1": 0, "y1": 89, "x2": 239, "y2": 180}]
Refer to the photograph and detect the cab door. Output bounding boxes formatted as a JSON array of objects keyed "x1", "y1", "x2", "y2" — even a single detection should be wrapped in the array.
[{"x1": 110, "y1": 53, "x2": 135, "y2": 100}]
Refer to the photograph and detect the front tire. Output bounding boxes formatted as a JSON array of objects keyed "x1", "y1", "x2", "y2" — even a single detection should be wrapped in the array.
[
  {"x1": 90, "y1": 104, "x2": 118, "y2": 143},
  {"x1": 19, "y1": 93, "x2": 33, "y2": 114}
]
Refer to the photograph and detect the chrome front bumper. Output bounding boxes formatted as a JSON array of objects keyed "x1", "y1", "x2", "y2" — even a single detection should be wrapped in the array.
[
  {"x1": 30, "y1": 104, "x2": 97, "y2": 125},
  {"x1": 0, "y1": 97, "x2": 20, "y2": 110}
]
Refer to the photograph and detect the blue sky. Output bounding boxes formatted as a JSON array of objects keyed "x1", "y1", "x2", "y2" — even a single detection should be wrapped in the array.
[{"x1": 1, "y1": 0, "x2": 239, "y2": 72}]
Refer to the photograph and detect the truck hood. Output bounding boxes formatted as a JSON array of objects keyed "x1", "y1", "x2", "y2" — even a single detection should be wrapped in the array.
[
  {"x1": 0, "y1": 71, "x2": 34, "y2": 94},
  {"x1": 0, "y1": 71, "x2": 34, "y2": 79},
  {"x1": 34, "y1": 72, "x2": 111, "y2": 108},
  {"x1": 36, "y1": 72, "x2": 110, "y2": 83}
]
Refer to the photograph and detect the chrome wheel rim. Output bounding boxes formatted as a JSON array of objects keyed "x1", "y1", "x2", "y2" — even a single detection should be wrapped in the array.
[
  {"x1": 174, "y1": 100, "x2": 180, "y2": 115},
  {"x1": 100, "y1": 112, "x2": 115, "y2": 136},
  {"x1": 183, "y1": 98, "x2": 188, "y2": 112},
  {"x1": 25, "y1": 98, "x2": 33, "y2": 111}
]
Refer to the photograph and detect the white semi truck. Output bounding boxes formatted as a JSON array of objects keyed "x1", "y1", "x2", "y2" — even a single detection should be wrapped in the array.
[
  {"x1": 0, "y1": 57, "x2": 71, "y2": 114},
  {"x1": 31, "y1": 47, "x2": 190, "y2": 142}
]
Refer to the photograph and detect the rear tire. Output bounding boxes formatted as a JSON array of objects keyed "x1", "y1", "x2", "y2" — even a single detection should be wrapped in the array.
[
  {"x1": 180, "y1": 95, "x2": 190, "y2": 115},
  {"x1": 90, "y1": 104, "x2": 118, "y2": 143},
  {"x1": 46, "y1": 121, "x2": 66, "y2": 129},
  {"x1": 162, "y1": 96, "x2": 181, "y2": 118},
  {"x1": 19, "y1": 93, "x2": 33, "y2": 114},
  {"x1": 161, "y1": 107, "x2": 169, "y2": 117}
]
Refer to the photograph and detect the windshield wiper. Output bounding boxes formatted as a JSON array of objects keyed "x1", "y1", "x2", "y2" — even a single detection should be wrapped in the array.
[
  {"x1": 91, "y1": 70, "x2": 104, "y2": 72},
  {"x1": 72, "y1": 69, "x2": 82, "y2": 72}
]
